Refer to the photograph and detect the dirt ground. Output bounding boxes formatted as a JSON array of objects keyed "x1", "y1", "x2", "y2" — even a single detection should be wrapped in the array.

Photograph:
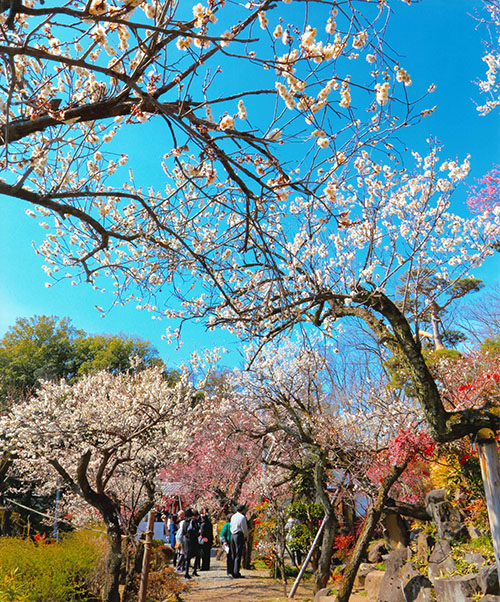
[
  {"x1": 180, "y1": 556, "x2": 314, "y2": 602},
  {"x1": 179, "y1": 556, "x2": 368, "y2": 602}
]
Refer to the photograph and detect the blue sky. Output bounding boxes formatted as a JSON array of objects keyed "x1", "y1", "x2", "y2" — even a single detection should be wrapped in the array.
[{"x1": 1, "y1": 0, "x2": 499, "y2": 368}]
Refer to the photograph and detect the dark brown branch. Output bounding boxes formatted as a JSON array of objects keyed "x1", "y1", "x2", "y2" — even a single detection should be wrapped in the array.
[
  {"x1": 384, "y1": 497, "x2": 431, "y2": 521},
  {"x1": 351, "y1": 289, "x2": 500, "y2": 441},
  {"x1": 335, "y1": 458, "x2": 409, "y2": 602}
]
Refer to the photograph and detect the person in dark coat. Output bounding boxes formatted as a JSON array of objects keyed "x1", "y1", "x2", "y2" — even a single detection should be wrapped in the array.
[
  {"x1": 181, "y1": 508, "x2": 199, "y2": 579},
  {"x1": 199, "y1": 508, "x2": 214, "y2": 571},
  {"x1": 193, "y1": 509, "x2": 202, "y2": 574}
]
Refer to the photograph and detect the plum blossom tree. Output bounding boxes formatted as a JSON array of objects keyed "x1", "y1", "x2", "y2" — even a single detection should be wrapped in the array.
[
  {"x1": 475, "y1": 0, "x2": 500, "y2": 118},
  {"x1": 2, "y1": 1, "x2": 498, "y2": 444},
  {"x1": 223, "y1": 339, "x2": 344, "y2": 591},
  {"x1": 3, "y1": 365, "x2": 198, "y2": 602},
  {"x1": 0, "y1": 315, "x2": 170, "y2": 544},
  {"x1": 224, "y1": 337, "x2": 426, "y2": 593},
  {"x1": 462, "y1": 2, "x2": 500, "y2": 241},
  {"x1": 160, "y1": 416, "x2": 264, "y2": 513}
]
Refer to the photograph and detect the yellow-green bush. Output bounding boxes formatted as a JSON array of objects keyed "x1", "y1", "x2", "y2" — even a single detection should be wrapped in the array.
[{"x1": 0, "y1": 530, "x2": 107, "y2": 602}]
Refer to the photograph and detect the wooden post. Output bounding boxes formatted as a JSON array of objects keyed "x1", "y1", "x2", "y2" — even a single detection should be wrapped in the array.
[
  {"x1": 476, "y1": 428, "x2": 500, "y2": 581},
  {"x1": 138, "y1": 509, "x2": 155, "y2": 602},
  {"x1": 288, "y1": 518, "x2": 326, "y2": 599}
]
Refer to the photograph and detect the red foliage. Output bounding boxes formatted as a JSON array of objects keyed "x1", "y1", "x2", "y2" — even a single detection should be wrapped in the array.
[
  {"x1": 366, "y1": 428, "x2": 435, "y2": 499},
  {"x1": 333, "y1": 532, "x2": 356, "y2": 558},
  {"x1": 437, "y1": 352, "x2": 500, "y2": 411},
  {"x1": 389, "y1": 429, "x2": 435, "y2": 464},
  {"x1": 33, "y1": 533, "x2": 54, "y2": 545}
]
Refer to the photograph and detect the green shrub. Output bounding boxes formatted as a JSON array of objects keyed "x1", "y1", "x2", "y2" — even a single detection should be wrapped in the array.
[
  {"x1": 0, "y1": 569, "x2": 32, "y2": 602},
  {"x1": 0, "y1": 530, "x2": 107, "y2": 601}
]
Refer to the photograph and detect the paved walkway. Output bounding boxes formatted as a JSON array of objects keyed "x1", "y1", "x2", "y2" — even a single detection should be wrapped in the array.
[{"x1": 180, "y1": 556, "x2": 314, "y2": 602}]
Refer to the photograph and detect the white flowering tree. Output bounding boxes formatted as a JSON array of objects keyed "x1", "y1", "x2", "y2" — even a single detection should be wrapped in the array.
[
  {"x1": 3, "y1": 366, "x2": 197, "y2": 602},
  {"x1": 224, "y1": 337, "x2": 425, "y2": 593},
  {"x1": 2, "y1": 1, "x2": 499, "y2": 443}
]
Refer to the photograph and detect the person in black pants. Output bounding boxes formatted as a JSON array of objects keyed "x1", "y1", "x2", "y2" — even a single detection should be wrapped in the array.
[
  {"x1": 181, "y1": 509, "x2": 199, "y2": 579},
  {"x1": 199, "y1": 509, "x2": 214, "y2": 571},
  {"x1": 230, "y1": 504, "x2": 248, "y2": 578}
]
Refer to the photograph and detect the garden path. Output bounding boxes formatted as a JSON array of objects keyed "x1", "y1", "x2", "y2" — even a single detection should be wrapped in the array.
[
  {"x1": 180, "y1": 557, "x2": 367, "y2": 602},
  {"x1": 180, "y1": 556, "x2": 314, "y2": 602}
]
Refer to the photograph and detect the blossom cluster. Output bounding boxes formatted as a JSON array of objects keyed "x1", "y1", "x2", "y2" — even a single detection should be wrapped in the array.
[{"x1": 3, "y1": 366, "x2": 199, "y2": 524}]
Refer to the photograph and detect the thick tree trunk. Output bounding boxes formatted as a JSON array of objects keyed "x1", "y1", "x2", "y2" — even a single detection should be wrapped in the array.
[
  {"x1": 334, "y1": 460, "x2": 409, "y2": 602},
  {"x1": 122, "y1": 540, "x2": 141, "y2": 602},
  {"x1": 71, "y1": 452, "x2": 125, "y2": 602},
  {"x1": 314, "y1": 509, "x2": 337, "y2": 592},
  {"x1": 349, "y1": 289, "x2": 500, "y2": 441},
  {"x1": 313, "y1": 456, "x2": 337, "y2": 593},
  {"x1": 104, "y1": 520, "x2": 124, "y2": 602}
]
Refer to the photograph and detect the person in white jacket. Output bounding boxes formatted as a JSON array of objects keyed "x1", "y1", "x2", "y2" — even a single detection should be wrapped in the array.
[
  {"x1": 175, "y1": 510, "x2": 185, "y2": 572},
  {"x1": 229, "y1": 504, "x2": 248, "y2": 578}
]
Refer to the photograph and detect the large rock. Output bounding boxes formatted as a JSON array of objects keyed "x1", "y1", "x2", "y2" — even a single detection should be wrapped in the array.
[
  {"x1": 427, "y1": 539, "x2": 456, "y2": 582},
  {"x1": 479, "y1": 596, "x2": 500, "y2": 602},
  {"x1": 354, "y1": 563, "x2": 376, "y2": 589},
  {"x1": 468, "y1": 524, "x2": 483, "y2": 539},
  {"x1": 429, "y1": 539, "x2": 452, "y2": 564},
  {"x1": 425, "y1": 489, "x2": 447, "y2": 508},
  {"x1": 376, "y1": 548, "x2": 410, "y2": 602},
  {"x1": 401, "y1": 562, "x2": 433, "y2": 602},
  {"x1": 368, "y1": 541, "x2": 388, "y2": 563},
  {"x1": 479, "y1": 565, "x2": 500, "y2": 595},
  {"x1": 415, "y1": 533, "x2": 435, "y2": 565},
  {"x1": 383, "y1": 512, "x2": 410, "y2": 549},
  {"x1": 464, "y1": 552, "x2": 487, "y2": 571},
  {"x1": 425, "y1": 489, "x2": 467, "y2": 540},
  {"x1": 313, "y1": 586, "x2": 333, "y2": 602},
  {"x1": 365, "y1": 570, "x2": 385, "y2": 602},
  {"x1": 434, "y1": 573, "x2": 482, "y2": 602}
]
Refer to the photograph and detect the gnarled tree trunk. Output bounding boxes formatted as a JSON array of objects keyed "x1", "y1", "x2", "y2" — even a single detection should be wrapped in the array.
[
  {"x1": 334, "y1": 459, "x2": 409, "y2": 602},
  {"x1": 313, "y1": 455, "x2": 337, "y2": 593}
]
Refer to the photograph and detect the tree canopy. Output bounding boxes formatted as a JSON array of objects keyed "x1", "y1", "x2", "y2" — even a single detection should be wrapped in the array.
[
  {"x1": 0, "y1": 315, "x2": 162, "y2": 404},
  {"x1": 1, "y1": 1, "x2": 499, "y2": 441}
]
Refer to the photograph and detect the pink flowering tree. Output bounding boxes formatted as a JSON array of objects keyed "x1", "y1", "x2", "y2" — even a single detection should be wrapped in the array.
[
  {"x1": 468, "y1": 165, "x2": 500, "y2": 216},
  {"x1": 467, "y1": 2, "x2": 500, "y2": 220},
  {"x1": 161, "y1": 417, "x2": 264, "y2": 513},
  {"x1": 3, "y1": 366, "x2": 198, "y2": 602}
]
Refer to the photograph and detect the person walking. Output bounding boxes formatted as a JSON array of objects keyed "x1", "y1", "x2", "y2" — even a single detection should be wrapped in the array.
[
  {"x1": 199, "y1": 508, "x2": 214, "y2": 571},
  {"x1": 230, "y1": 504, "x2": 248, "y2": 578},
  {"x1": 168, "y1": 513, "x2": 178, "y2": 567},
  {"x1": 175, "y1": 510, "x2": 185, "y2": 573},
  {"x1": 220, "y1": 514, "x2": 233, "y2": 577},
  {"x1": 192, "y1": 509, "x2": 202, "y2": 574},
  {"x1": 181, "y1": 509, "x2": 199, "y2": 579}
]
